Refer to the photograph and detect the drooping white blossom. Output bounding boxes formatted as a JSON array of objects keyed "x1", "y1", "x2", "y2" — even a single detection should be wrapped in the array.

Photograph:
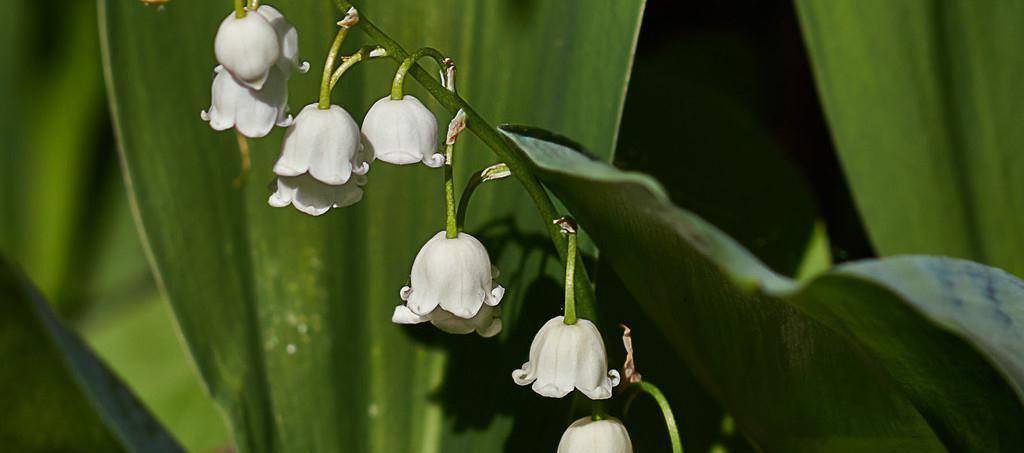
[
  {"x1": 255, "y1": 5, "x2": 310, "y2": 76},
  {"x1": 396, "y1": 231, "x2": 504, "y2": 320},
  {"x1": 361, "y1": 95, "x2": 443, "y2": 167},
  {"x1": 214, "y1": 10, "x2": 281, "y2": 90},
  {"x1": 273, "y1": 103, "x2": 369, "y2": 185},
  {"x1": 392, "y1": 302, "x2": 502, "y2": 337},
  {"x1": 201, "y1": 65, "x2": 291, "y2": 138},
  {"x1": 268, "y1": 173, "x2": 366, "y2": 216},
  {"x1": 557, "y1": 417, "x2": 633, "y2": 453},
  {"x1": 512, "y1": 316, "x2": 620, "y2": 400}
]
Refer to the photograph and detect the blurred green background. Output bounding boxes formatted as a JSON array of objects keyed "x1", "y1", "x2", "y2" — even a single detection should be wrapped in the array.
[{"x1": 0, "y1": 1, "x2": 229, "y2": 450}]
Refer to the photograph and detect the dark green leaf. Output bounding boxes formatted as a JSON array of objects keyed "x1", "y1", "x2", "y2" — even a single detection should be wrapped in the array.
[
  {"x1": 796, "y1": 0, "x2": 1024, "y2": 277},
  {"x1": 504, "y1": 126, "x2": 1024, "y2": 452},
  {"x1": 0, "y1": 256, "x2": 182, "y2": 452}
]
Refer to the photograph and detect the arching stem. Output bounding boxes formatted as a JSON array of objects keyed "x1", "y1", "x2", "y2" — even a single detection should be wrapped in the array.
[
  {"x1": 331, "y1": 0, "x2": 599, "y2": 322},
  {"x1": 623, "y1": 382, "x2": 684, "y2": 453},
  {"x1": 329, "y1": 46, "x2": 385, "y2": 91},
  {"x1": 233, "y1": 0, "x2": 245, "y2": 17},
  {"x1": 390, "y1": 47, "x2": 450, "y2": 100},
  {"x1": 455, "y1": 164, "x2": 511, "y2": 231}
]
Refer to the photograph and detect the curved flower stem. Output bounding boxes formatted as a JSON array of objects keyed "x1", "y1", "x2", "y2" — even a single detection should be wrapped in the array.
[
  {"x1": 391, "y1": 47, "x2": 450, "y2": 100},
  {"x1": 556, "y1": 217, "x2": 578, "y2": 325},
  {"x1": 624, "y1": 381, "x2": 684, "y2": 453},
  {"x1": 233, "y1": 0, "x2": 246, "y2": 17},
  {"x1": 318, "y1": 26, "x2": 350, "y2": 109},
  {"x1": 328, "y1": 46, "x2": 385, "y2": 91},
  {"x1": 332, "y1": 0, "x2": 598, "y2": 321},
  {"x1": 456, "y1": 163, "x2": 511, "y2": 231}
]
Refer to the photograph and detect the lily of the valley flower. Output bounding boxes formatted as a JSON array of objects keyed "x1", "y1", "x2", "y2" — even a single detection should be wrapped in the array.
[
  {"x1": 274, "y1": 103, "x2": 368, "y2": 184},
  {"x1": 512, "y1": 316, "x2": 621, "y2": 399},
  {"x1": 396, "y1": 231, "x2": 504, "y2": 319},
  {"x1": 557, "y1": 417, "x2": 633, "y2": 453},
  {"x1": 201, "y1": 65, "x2": 291, "y2": 138},
  {"x1": 392, "y1": 301, "x2": 502, "y2": 338},
  {"x1": 269, "y1": 103, "x2": 370, "y2": 215},
  {"x1": 205, "y1": 4, "x2": 307, "y2": 137},
  {"x1": 214, "y1": 10, "x2": 281, "y2": 90},
  {"x1": 361, "y1": 95, "x2": 444, "y2": 167}
]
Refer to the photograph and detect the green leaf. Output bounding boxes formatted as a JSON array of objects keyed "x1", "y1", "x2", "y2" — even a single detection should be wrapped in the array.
[
  {"x1": 99, "y1": 0, "x2": 645, "y2": 451},
  {"x1": 796, "y1": 1, "x2": 1024, "y2": 277},
  {"x1": 0, "y1": 256, "x2": 182, "y2": 452},
  {"x1": 503, "y1": 126, "x2": 1024, "y2": 452}
]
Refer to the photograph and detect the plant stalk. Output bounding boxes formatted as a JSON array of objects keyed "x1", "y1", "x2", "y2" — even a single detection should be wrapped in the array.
[
  {"x1": 332, "y1": 0, "x2": 598, "y2": 320},
  {"x1": 624, "y1": 382, "x2": 684, "y2": 453},
  {"x1": 318, "y1": 27, "x2": 349, "y2": 109}
]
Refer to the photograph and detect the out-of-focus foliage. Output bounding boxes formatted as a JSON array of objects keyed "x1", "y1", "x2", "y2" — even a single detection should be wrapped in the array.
[
  {"x1": 0, "y1": 257, "x2": 181, "y2": 452},
  {"x1": 0, "y1": 0, "x2": 227, "y2": 450},
  {"x1": 798, "y1": 0, "x2": 1024, "y2": 278}
]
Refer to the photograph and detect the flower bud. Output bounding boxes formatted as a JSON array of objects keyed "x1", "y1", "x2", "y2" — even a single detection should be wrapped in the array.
[
  {"x1": 361, "y1": 95, "x2": 443, "y2": 167},
  {"x1": 558, "y1": 417, "x2": 633, "y2": 453},
  {"x1": 512, "y1": 316, "x2": 620, "y2": 399},
  {"x1": 214, "y1": 11, "x2": 281, "y2": 90}
]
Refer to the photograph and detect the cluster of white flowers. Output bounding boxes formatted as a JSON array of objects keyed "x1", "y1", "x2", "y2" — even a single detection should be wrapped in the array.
[
  {"x1": 200, "y1": 5, "x2": 636, "y2": 451},
  {"x1": 202, "y1": 5, "x2": 308, "y2": 138}
]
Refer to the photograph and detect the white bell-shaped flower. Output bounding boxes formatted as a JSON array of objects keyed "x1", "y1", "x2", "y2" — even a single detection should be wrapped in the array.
[
  {"x1": 397, "y1": 231, "x2": 505, "y2": 319},
  {"x1": 512, "y1": 316, "x2": 621, "y2": 400},
  {"x1": 273, "y1": 103, "x2": 369, "y2": 185},
  {"x1": 268, "y1": 173, "x2": 366, "y2": 216},
  {"x1": 255, "y1": 5, "x2": 310, "y2": 76},
  {"x1": 558, "y1": 417, "x2": 633, "y2": 453},
  {"x1": 201, "y1": 65, "x2": 291, "y2": 138},
  {"x1": 361, "y1": 95, "x2": 444, "y2": 167},
  {"x1": 214, "y1": 10, "x2": 281, "y2": 90},
  {"x1": 392, "y1": 302, "x2": 502, "y2": 337}
]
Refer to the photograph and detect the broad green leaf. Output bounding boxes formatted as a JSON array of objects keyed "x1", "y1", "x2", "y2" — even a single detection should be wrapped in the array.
[
  {"x1": 504, "y1": 127, "x2": 1024, "y2": 452},
  {"x1": 99, "y1": 0, "x2": 645, "y2": 451},
  {"x1": 614, "y1": 34, "x2": 828, "y2": 277},
  {"x1": 0, "y1": 256, "x2": 182, "y2": 452},
  {"x1": 796, "y1": 1, "x2": 1024, "y2": 277}
]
